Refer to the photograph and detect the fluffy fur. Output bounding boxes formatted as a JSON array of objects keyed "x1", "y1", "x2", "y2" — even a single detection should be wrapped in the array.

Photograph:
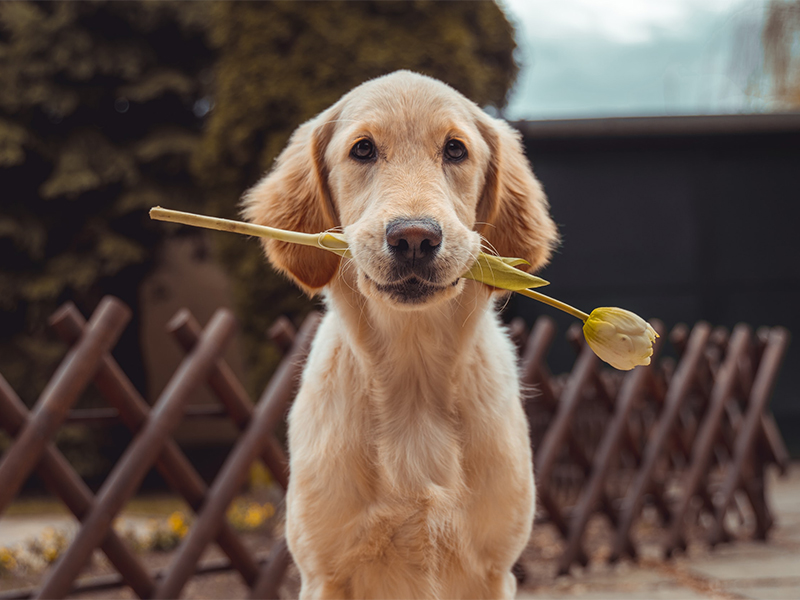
[{"x1": 243, "y1": 71, "x2": 558, "y2": 599}]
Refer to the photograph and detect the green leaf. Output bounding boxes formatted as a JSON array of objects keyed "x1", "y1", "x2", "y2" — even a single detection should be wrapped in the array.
[{"x1": 462, "y1": 253, "x2": 548, "y2": 291}]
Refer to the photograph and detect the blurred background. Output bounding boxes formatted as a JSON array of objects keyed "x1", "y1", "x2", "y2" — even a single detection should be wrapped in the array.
[{"x1": 0, "y1": 0, "x2": 798, "y2": 486}]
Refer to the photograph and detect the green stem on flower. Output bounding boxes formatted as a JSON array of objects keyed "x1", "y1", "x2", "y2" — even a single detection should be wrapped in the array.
[
  {"x1": 150, "y1": 208, "x2": 586, "y2": 317},
  {"x1": 150, "y1": 207, "x2": 309, "y2": 243},
  {"x1": 516, "y1": 288, "x2": 591, "y2": 322},
  {"x1": 150, "y1": 207, "x2": 350, "y2": 256}
]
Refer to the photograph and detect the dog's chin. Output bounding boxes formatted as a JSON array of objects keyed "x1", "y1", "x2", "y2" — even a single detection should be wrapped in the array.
[{"x1": 360, "y1": 274, "x2": 462, "y2": 309}]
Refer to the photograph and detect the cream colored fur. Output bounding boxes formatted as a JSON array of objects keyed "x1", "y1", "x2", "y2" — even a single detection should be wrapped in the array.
[{"x1": 243, "y1": 71, "x2": 558, "y2": 599}]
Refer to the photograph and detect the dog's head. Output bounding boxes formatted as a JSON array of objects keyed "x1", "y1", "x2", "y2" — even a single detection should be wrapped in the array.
[{"x1": 243, "y1": 71, "x2": 558, "y2": 308}]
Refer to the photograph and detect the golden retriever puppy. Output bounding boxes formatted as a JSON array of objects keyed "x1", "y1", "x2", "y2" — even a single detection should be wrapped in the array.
[{"x1": 243, "y1": 71, "x2": 558, "y2": 599}]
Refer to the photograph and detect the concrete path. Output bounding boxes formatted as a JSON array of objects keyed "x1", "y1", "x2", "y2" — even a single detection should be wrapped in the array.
[
  {"x1": 0, "y1": 514, "x2": 156, "y2": 548},
  {"x1": 520, "y1": 463, "x2": 800, "y2": 600},
  {"x1": 1, "y1": 465, "x2": 798, "y2": 599}
]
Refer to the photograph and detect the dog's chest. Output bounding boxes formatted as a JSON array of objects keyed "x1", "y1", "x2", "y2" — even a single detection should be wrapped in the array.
[
  {"x1": 367, "y1": 357, "x2": 465, "y2": 490},
  {"x1": 287, "y1": 311, "x2": 534, "y2": 587}
]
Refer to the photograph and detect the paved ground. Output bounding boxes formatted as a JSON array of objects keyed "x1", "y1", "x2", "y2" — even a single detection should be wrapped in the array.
[
  {"x1": 1, "y1": 465, "x2": 798, "y2": 598},
  {"x1": 519, "y1": 463, "x2": 800, "y2": 600}
]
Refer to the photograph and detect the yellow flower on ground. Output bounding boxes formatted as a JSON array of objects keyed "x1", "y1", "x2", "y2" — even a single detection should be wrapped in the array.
[
  {"x1": 582, "y1": 307, "x2": 658, "y2": 370},
  {"x1": 167, "y1": 512, "x2": 189, "y2": 538},
  {"x1": 244, "y1": 505, "x2": 264, "y2": 529},
  {"x1": 43, "y1": 546, "x2": 59, "y2": 563},
  {"x1": 0, "y1": 547, "x2": 17, "y2": 572}
]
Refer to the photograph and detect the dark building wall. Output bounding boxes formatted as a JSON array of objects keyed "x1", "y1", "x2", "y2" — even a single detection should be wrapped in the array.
[{"x1": 510, "y1": 114, "x2": 800, "y2": 454}]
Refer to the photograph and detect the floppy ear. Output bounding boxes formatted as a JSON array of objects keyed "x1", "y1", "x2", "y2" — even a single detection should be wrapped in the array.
[
  {"x1": 476, "y1": 116, "x2": 559, "y2": 273},
  {"x1": 241, "y1": 110, "x2": 341, "y2": 294}
]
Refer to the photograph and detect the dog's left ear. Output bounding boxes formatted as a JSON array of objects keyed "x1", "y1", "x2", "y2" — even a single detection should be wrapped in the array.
[
  {"x1": 242, "y1": 107, "x2": 341, "y2": 294},
  {"x1": 475, "y1": 115, "x2": 559, "y2": 273}
]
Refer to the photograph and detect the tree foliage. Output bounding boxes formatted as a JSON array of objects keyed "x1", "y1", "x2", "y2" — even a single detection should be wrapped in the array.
[
  {"x1": 194, "y1": 1, "x2": 519, "y2": 395},
  {"x1": 763, "y1": 0, "x2": 800, "y2": 107},
  {"x1": 0, "y1": 0, "x2": 519, "y2": 403},
  {"x1": 0, "y1": 0, "x2": 213, "y2": 401}
]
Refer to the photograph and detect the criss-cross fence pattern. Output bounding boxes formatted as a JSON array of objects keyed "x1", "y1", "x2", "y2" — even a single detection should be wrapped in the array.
[
  {"x1": 0, "y1": 297, "x2": 317, "y2": 599},
  {"x1": 0, "y1": 297, "x2": 791, "y2": 598},
  {"x1": 518, "y1": 315, "x2": 790, "y2": 576}
]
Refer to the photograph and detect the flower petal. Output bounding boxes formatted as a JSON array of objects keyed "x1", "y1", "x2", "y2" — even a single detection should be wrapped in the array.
[{"x1": 583, "y1": 307, "x2": 658, "y2": 370}]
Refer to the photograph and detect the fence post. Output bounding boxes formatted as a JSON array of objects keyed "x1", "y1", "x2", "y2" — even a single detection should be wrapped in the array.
[
  {"x1": 556, "y1": 321, "x2": 665, "y2": 574},
  {"x1": 610, "y1": 322, "x2": 711, "y2": 562},
  {"x1": 0, "y1": 297, "x2": 130, "y2": 516},
  {"x1": 153, "y1": 312, "x2": 321, "y2": 599},
  {"x1": 36, "y1": 309, "x2": 237, "y2": 599},
  {"x1": 709, "y1": 327, "x2": 790, "y2": 546},
  {"x1": 0, "y1": 374, "x2": 155, "y2": 599},
  {"x1": 49, "y1": 303, "x2": 261, "y2": 588}
]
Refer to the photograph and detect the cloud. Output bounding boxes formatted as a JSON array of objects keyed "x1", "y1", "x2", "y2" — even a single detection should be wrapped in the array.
[
  {"x1": 500, "y1": 0, "x2": 768, "y2": 119},
  {"x1": 501, "y1": 0, "x2": 752, "y2": 45}
]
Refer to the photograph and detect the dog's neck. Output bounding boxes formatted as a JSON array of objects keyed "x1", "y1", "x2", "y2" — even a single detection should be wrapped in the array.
[{"x1": 327, "y1": 277, "x2": 497, "y2": 493}]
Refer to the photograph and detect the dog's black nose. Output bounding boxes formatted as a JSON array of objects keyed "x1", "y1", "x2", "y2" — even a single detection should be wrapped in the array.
[{"x1": 386, "y1": 218, "x2": 442, "y2": 266}]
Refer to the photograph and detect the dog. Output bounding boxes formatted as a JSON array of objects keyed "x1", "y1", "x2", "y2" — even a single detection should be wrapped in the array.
[{"x1": 243, "y1": 71, "x2": 558, "y2": 599}]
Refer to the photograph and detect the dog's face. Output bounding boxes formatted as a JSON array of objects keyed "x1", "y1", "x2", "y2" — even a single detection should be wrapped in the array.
[
  {"x1": 243, "y1": 71, "x2": 558, "y2": 308},
  {"x1": 326, "y1": 78, "x2": 490, "y2": 307}
]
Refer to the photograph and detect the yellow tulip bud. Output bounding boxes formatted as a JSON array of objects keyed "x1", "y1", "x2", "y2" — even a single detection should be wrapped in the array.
[{"x1": 582, "y1": 307, "x2": 658, "y2": 371}]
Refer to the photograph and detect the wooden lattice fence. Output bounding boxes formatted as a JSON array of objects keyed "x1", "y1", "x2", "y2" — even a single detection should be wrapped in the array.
[{"x1": 0, "y1": 297, "x2": 790, "y2": 598}]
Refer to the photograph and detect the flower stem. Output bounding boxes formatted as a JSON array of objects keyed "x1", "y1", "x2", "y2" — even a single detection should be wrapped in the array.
[
  {"x1": 149, "y1": 207, "x2": 350, "y2": 255},
  {"x1": 516, "y1": 288, "x2": 590, "y2": 322}
]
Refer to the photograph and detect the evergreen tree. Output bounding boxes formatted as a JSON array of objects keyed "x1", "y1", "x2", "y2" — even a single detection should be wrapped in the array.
[
  {"x1": 0, "y1": 1, "x2": 213, "y2": 402},
  {"x1": 763, "y1": 0, "x2": 800, "y2": 107},
  {"x1": 0, "y1": 1, "x2": 519, "y2": 404}
]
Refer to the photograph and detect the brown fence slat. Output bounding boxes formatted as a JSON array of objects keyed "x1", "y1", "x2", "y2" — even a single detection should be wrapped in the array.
[
  {"x1": 0, "y1": 374, "x2": 155, "y2": 599},
  {"x1": 532, "y1": 341, "x2": 598, "y2": 565},
  {"x1": 36, "y1": 309, "x2": 237, "y2": 599},
  {"x1": 0, "y1": 297, "x2": 130, "y2": 516},
  {"x1": 153, "y1": 312, "x2": 321, "y2": 599},
  {"x1": 167, "y1": 309, "x2": 291, "y2": 490},
  {"x1": 556, "y1": 321, "x2": 666, "y2": 574},
  {"x1": 610, "y1": 322, "x2": 712, "y2": 562},
  {"x1": 62, "y1": 404, "x2": 229, "y2": 424},
  {"x1": 49, "y1": 303, "x2": 261, "y2": 590},
  {"x1": 760, "y1": 412, "x2": 790, "y2": 476},
  {"x1": 708, "y1": 327, "x2": 790, "y2": 546},
  {"x1": 664, "y1": 324, "x2": 751, "y2": 556},
  {"x1": 249, "y1": 539, "x2": 293, "y2": 600}
]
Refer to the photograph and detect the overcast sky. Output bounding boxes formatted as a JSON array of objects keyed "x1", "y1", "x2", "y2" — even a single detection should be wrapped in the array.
[{"x1": 499, "y1": 0, "x2": 771, "y2": 120}]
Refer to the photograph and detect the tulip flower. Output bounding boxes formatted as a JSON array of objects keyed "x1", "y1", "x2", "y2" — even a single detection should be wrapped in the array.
[
  {"x1": 149, "y1": 207, "x2": 657, "y2": 370},
  {"x1": 516, "y1": 288, "x2": 658, "y2": 371},
  {"x1": 582, "y1": 307, "x2": 659, "y2": 370}
]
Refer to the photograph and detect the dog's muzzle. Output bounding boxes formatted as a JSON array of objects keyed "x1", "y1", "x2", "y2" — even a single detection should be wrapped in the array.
[{"x1": 369, "y1": 217, "x2": 456, "y2": 303}]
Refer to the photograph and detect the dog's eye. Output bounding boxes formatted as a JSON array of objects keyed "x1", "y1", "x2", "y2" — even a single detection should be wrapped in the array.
[
  {"x1": 444, "y1": 139, "x2": 467, "y2": 162},
  {"x1": 350, "y1": 139, "x2": 376, "y2": 161}
]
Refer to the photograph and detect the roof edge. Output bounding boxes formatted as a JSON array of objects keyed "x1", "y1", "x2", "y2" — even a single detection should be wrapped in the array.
[{"x1": 512, "y1": 112, "x2": 800, "y2": 139}]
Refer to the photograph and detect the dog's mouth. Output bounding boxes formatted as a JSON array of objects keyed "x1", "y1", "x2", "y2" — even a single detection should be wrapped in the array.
[{"x1": 366, "y1": 274, "x2": 460, "y2": 304}]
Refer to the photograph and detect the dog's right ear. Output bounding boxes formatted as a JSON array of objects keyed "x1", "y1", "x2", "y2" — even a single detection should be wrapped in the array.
[{"x1": 242, "y1": 109, "x2": 341, "y2": 295}]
